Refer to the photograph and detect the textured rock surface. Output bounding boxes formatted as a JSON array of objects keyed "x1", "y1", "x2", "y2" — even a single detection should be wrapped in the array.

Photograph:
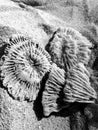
[{"x1": 0, "y1": 0, "x2": 98, "y2": 130}]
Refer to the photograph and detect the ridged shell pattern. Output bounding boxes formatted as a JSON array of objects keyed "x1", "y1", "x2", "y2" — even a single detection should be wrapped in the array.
[
  {"x1": 0, "y1": 35, "x2": 52, "y2": 101},
  {"x1": 48, "y1": 27, "x2": 92, "y2": 70},
  {"x1": 42, "y1": 63, "x2": 66, "y2": 116},
  {"x1": 64, "y1": 63, "x2": 97, "y2": 103},
  {"x1": 42, "y1": 27, "x2": 97, "y2": 116}
]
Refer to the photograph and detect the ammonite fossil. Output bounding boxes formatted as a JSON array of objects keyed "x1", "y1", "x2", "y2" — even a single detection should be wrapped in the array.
[
  {"x1": 46, "y1": 27, "x2": 92, "y2": 70},
  {"x1": 63, "y1": 63, "x2": 97, "y2": 103},
  {"x1": 0, "y1": 35, "x2": 52, "y2": 101},
  {"x1": 42, "y1": 63, "x2": 66, "y2": 116}
]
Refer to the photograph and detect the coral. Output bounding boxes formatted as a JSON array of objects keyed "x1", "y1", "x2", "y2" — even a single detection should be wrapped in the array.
[
  {"x1": 42, "y1": 63, "x2": 66, "y2": 116},
  {"x1": 63, "y1": 63, "x2": 97, "y2": 103},
  {"x1": 46, "y1": 27, "x2": 92, "y2": 70},
  {"x1": 0, "y1": 35, "x2": 52, "y2": 101},
  {"x1": 42, "y1": 27, "x2": 96, "y2": 116}
]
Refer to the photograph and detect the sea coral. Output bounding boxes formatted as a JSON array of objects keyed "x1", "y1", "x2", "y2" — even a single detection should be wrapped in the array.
[
  {"x1": 42, "y1": 63, "x2": 66, "y2": 116},
  {"x1": 42, "y1": 62, "x2": 96, "y2": 116},
  {"x1": 0, "y1": 35, "x2": 52, "y2": 101},
  {"x1": 63, "y1": 63, "x2": 97, "y2": 103},
  {"x1": 47, "y1": 27, "x2": 92, "y2": 70},
  {"x1": 42, "y1": 27, "x2": 96, "y2": 116}
]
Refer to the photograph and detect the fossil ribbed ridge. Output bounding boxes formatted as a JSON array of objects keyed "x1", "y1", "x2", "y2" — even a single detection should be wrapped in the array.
[
  {"x1": 48, "y1": 27, "x2": 92, "y2": 70},
  {"x1": 42, "y1": 28, "x2": 96, "y2": 116},
  {"x1": 42, "y1": 63, "x2": 66, "y2": 116},
  {"x1": 63, "y1": 63, "x2": 97, "y2": 103},
  {"x1": 0, "y1": 35, "x2": 52, "y2": 101}
]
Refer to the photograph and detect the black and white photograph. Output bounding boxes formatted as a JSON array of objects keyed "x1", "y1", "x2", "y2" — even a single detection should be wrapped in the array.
[{"x1": 0, "y1": 0, "x2": 98, "y2": 130}]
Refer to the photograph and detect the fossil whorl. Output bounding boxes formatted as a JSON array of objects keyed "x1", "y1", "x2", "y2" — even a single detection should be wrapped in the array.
[
  {"x1": 47, "y1": 27, "x2": 92, "y2": 70},
  {"x1": 0, "y1": 35, "x2": 52, "y2": 101},
  {"x1": 63, "y1": 63, "x2": 97, "y2": 103},
  {"x1": 42, "y1": 63, "x2": 66, "y2": 116}
]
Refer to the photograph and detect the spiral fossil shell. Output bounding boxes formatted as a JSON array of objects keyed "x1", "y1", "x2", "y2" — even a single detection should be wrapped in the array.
[
  {"x1": 63, "y1": 63, "x2": 97, "y2": 103},
  {"x1": 0, "y1": 35, "x2": 52, "y2": 101},
  {"x1": 42, "y1": 63, "x2": 66, "y2": 116},
  {"x1": 47, "y1": 27, "x2": 92, "y2": 70}
]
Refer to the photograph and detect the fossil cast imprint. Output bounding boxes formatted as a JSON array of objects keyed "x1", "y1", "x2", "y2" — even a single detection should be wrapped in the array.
[
  {"x1": 42, "y1": 27, "x2": 97, "y2": 116},
  {"x1": 0, "y1": 28, "x2": 97, "y2": 117},
  {"x1": 42, "y1": 63, "x2": 66, "y2": 116},
  {"x1": 46, "y1": 27, "x2": 92, "y2": 70},
  {"x1": 0, "y1": 35, "x2": 52, "y2": 101}
]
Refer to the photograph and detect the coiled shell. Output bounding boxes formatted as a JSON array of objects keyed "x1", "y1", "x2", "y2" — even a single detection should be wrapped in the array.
[
  {"x1": 0, "y1": 35, "x2": 52, "y2": 101},
  {"x1": 42, "y1": 63, "x2": 66, "y2": 116}
]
